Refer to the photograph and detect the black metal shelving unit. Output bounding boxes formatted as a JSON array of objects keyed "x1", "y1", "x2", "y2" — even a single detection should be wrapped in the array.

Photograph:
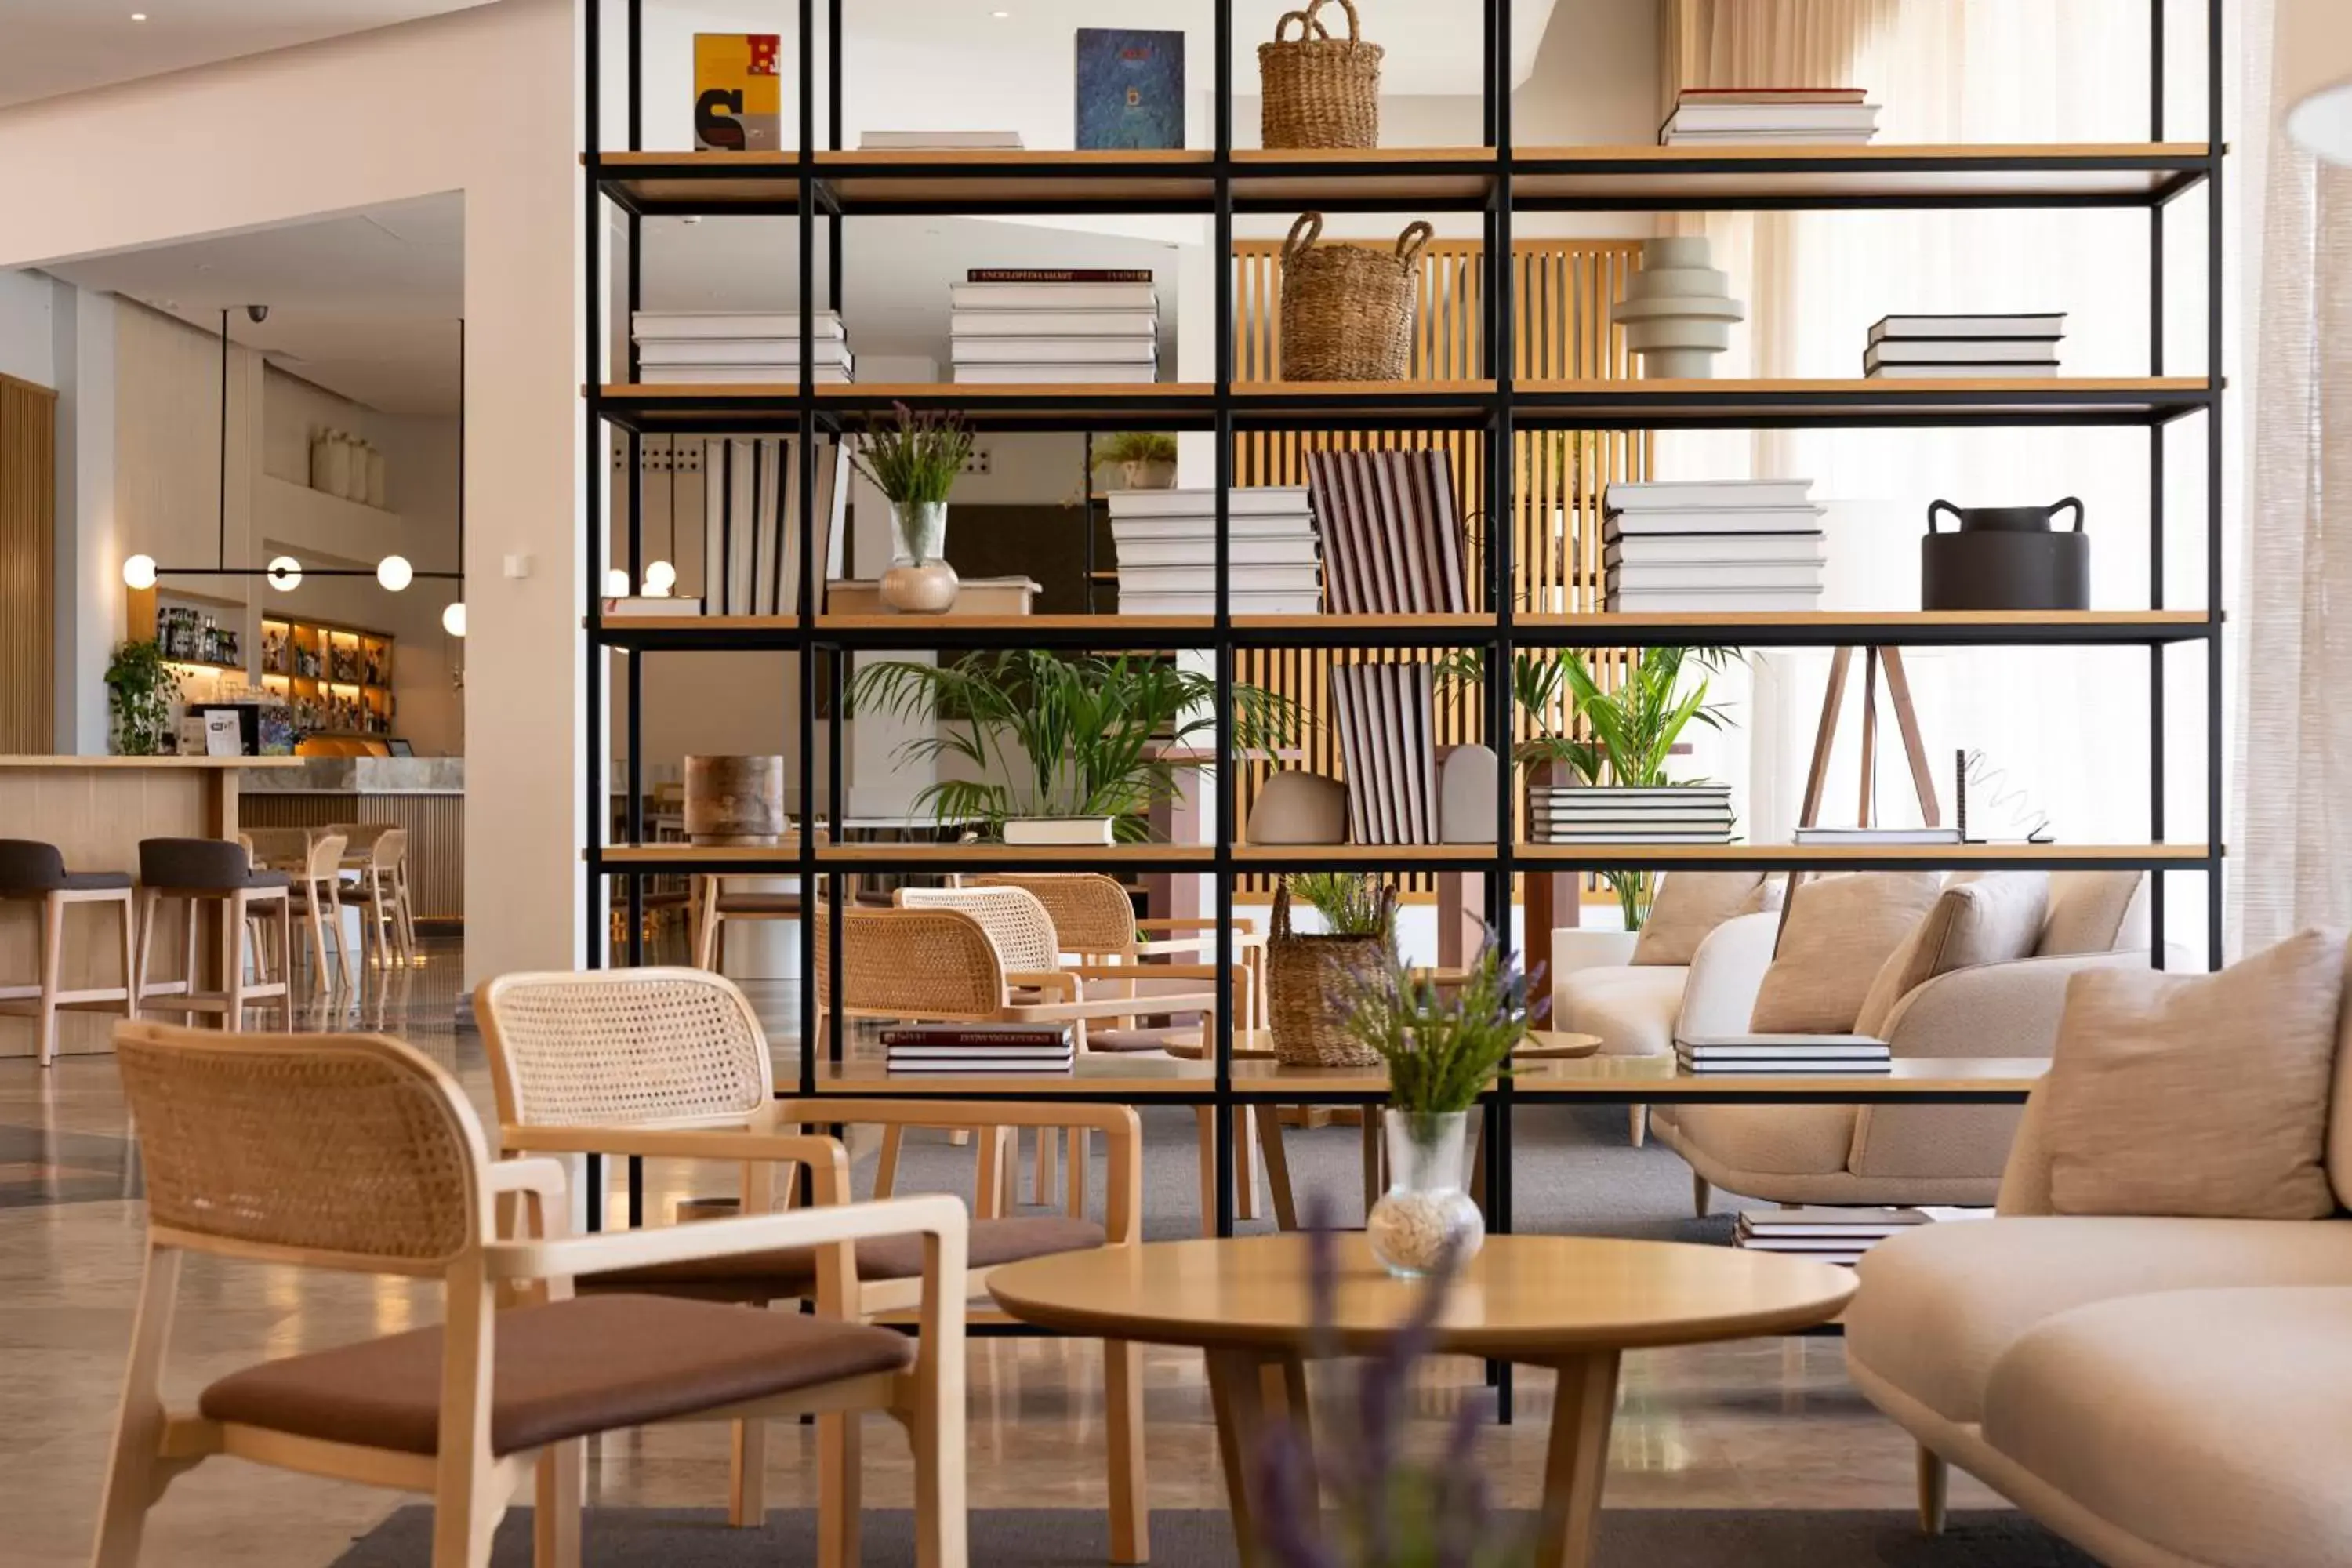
[{"x1": 580, "y1": 2, "x2": 2226, "y2": 1254}]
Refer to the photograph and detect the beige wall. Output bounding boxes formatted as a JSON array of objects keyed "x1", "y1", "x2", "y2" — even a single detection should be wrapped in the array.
[{"x1": 0, "y1": 0, "x2": 583, "y2": 983}]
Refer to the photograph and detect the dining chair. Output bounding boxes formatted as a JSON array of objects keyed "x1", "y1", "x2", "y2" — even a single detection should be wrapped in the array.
[
  {"x1": 93, "y1": 1018, "x2": 970, "y2": 1568},
  {"x1": 477, "y1": 966, "x2": 1149, "y2": 1565}
]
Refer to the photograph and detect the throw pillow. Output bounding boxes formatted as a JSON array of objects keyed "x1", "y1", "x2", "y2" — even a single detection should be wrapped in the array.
[
  {"x1": 1631, "y1": 871, "x2": 1773, "y2": 967},
  {"x1": 1852, "y1": 872, "x2": 2051, "y2": 1037},
  {"x1": 2036, "y1": 870, "x2": 2144, "y2": 956},
  {"x1": 2042, "y1": 929, "x2": 2346, "y2": 1219},
  {"x1": 1748, "y1": 872, "x2": 1944, "y2": 1033}
]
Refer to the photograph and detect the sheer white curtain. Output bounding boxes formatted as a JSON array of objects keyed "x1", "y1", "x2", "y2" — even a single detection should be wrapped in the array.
[{"x1": 1657, "y1": 0, "x2": 2231, "y2": 961}]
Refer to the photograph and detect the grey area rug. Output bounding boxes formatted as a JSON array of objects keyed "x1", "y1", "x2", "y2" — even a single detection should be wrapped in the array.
[
  {"x1": 334, "y1": 1507, "x2": 2097, "y2": 1566},
  {"x1": 867, "y1": 1102, "x2": 1769, "y2": 1243}
]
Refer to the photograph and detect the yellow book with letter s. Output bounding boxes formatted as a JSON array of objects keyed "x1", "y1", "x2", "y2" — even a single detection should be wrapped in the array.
[{"x1": 694, "y1": 34, "x2": 781, "y2": 151}]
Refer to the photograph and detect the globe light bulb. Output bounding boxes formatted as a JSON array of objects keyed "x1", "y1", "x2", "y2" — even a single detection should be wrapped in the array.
[
  {"x1": 376, "y1": 554, "x2": 413, "y2": 591},
  {"x1": 122, "y1": 554, "x2": 158, "y2": 590},
  {"x1": 267, "y1": 555, "x2": 303, "y2": 591},
  {"x1": 604, "y1": 567, "x2": 630, "y2": 597},
  {"x1": 441, "y1": 601, "x2": 467, "y2": 637},
  {"x1": 643, "y1": 559, "x2": 677, "y2": 597}
]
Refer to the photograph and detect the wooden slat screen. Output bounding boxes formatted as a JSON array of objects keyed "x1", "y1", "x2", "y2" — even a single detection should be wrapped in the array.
[
  {"x1": 1229, "y1": 239, "x2": 1654, "y2": 895},
  {"x1": 0, "y1": 373, "x2": 56, "y2": 754}
]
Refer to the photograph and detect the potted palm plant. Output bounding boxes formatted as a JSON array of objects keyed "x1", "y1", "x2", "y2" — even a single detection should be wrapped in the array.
[
  {"x1": 850, "y1": 401, "x2": 974, "y2": 614},
  {"x1": 848, "y1": 649, "x2": 1298, "y2": 844}
]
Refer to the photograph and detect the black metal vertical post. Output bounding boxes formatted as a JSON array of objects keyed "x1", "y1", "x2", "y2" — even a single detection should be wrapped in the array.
[
  {"x1": 582, "y1": 0, "x2": 608, "y2": 1231},
  {"x1": 797, "y1": 0, "x2": 822, "y2": 1096},
  {"x1": 217, "y1": 310, "x2": 230, "y2": 569},
  {"x1": 2147, "y1": 0, "x2": 2167, "y2": 967},
  {"x1": 1490, "y1": 0, "x2": 1515, "y2": 1427},
  {"x1": 2203, "y1": 0, "x2": 2223, "y2": 969},
  {"x1": 1211, "y1": 0, "x2": 1237, "y2": 1242}
]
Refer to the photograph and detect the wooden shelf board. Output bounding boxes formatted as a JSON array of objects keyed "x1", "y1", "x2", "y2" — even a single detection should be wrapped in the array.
[
  {"x1": 1229, "y1": 145, "x2": 1497, "y2": 205},
  {"x1": 592, "y1": 614, "x2": 799, "y2": 633},
  {"x1": 1231, "y1": 844, "x2": 1490, "y2": 866},
  {"x1": 1513, "y1": 842, "x2": 2213, "y2": 866},
  {"x1": 816, "y1": 613, "x2": 1211, "y2": 634},
  {"x1": 1517, "y1": 377, "x2": 2208, "y2": 421},
  {"x1": 1512, "y1": 143, "x2": 2213, "y2": 203}
]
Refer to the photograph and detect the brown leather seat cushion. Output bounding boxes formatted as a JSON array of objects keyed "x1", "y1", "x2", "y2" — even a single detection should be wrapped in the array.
[
  {"x1": 584, "y1": 1214, "x2": 1104, "y2": 1302},
  {"x1": 198, "y1": 1294, "x2": 912, "y2": 1457}
]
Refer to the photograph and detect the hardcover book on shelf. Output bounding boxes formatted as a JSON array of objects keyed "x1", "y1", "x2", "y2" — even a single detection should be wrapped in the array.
[
  {"x1": 702, "y1": 436, "x2": 847, "y2": 616},
  {"x1": 1306, "y1": 450, "x2": 1469, "y2": 615},
  {"x1": 1606, "y1": 589, "x2": 1822, "y2": 613},
  {"x1": 633, "y1": 312, "x2": 848, "y2": 342},
  {"x1": 953, "y1": 364, "x2": 1160, "y2": 385},
  {"x1": 949, "y1": 280, "x2": 1160, "y2": 310},
  {"x1": 692, "y1": 33, "x2": 781, "y2": 151},
  {"x1": 1870, "y1": 313, "x2": 2067, "y2": 342},
  {"x1": 1608, "y1": 563, "x2": 1827, "y2": 592},
  {"x1": 640, "y1": 365, "x2": 855, "y2": 385},
  {"x1": 637, "y1": 340, "x2": 855, "y2": 368},
  {"x1": 951, "y1": 310, "x2": 1162, "y2": 337},
  {"x1": 1865, "y1": 361, "x2": 2060, "y2": 379},
  {"x1": 1075, "y1": 28, "x2": 1185, "y2": 150},
  {"x1": 1659, "y1": 89, "x2": 1881, "y2": 147},
  {"x1": 1106, "y1": 485, "x2": 1308, "y2": 518},
  {"x1": 1602, "y1": 535, "x2": 1825, "y2": 565},
  {"x1": 1116, "y1": 537, "x2": 1321, "y2": 568},
  {"x1": 1791, "y1": 826, "x2": 1965, "y2": 844},
  {"x1": 1606, "y1": 479, "x2": 1819, "y2": 512},
  {"x1": 1864, "y1": 338, "x2": 2065, "y2": 365},
  {"x1": 949, "y1": 337, "x2": 1160, "y2": 365}
]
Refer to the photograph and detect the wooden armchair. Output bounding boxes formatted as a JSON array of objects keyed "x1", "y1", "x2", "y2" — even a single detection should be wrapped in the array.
[
  {"x1": 94, "y1": 1018, "x2": 967, "y2": 1568},
  {"x1": 477, "y1": 965, "x2": 1150, "y2": 1565}
]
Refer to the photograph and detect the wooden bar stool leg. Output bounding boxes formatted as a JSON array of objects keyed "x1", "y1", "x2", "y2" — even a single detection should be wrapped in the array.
[
  {"x1": 36, "y1": 891, "x2": 64, "y2": 1067},
  {"x1": 133, "y1": 889, "x2": 158, "y2": 1008},
  {"x1": 223, "y1": 894, "x2": 249, "y2": 1032},
  {"x1": 874, "y1": 1124, "x2": 904, "y2": 1200},
  {"x1": 116, "y1": 891, "x2": 138, "y2": 1025},
  {"x1": 180, "y1": 898, "x2": 198, "y2": 1004}
]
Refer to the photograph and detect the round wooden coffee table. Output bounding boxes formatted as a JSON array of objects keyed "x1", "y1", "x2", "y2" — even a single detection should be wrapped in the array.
[{"x1": 990, "y1": 1232, "x2": 1855, "y2": 1568}]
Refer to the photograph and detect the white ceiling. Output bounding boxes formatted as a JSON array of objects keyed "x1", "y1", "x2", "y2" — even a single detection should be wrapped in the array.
[
  {"x1": 0, "y1": 1, "x2": 497, "y2": 110},
  {"x1": 45, "y1": 193, "x2": 464, "y2": 413}
]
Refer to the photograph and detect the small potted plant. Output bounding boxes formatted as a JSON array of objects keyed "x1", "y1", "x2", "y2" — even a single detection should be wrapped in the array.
[
  {"x1": 850, "y1": 401, "x2": 974, "y2": 614},
  {"x1": 1094, "y1": 430, "x2": 1178, "y2": 490},
  {"x1": 1341, "y1": 933, "x2": 1543, "y2": 1276},
  {"x1": 1266, "y1": 873, "x2": 1396, "y2": 1069},
  {"x1": 105, "y1": 640, "x2": 183, "y2": 756}
]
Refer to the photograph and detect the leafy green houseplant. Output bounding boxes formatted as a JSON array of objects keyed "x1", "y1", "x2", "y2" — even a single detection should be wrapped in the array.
[
  {"x1": 1289, "y1": 870, "x2": 1390, "y2": 935},
  {"x1": 848, "y1": 649, "x2": 1298, "y2": 842},
  {"x1": 1341, "y1": 935, "x2": 1544, "y2": 1276},
  {"x1": 105, "y1": 640, "x2": 182, "y2": 756},
  {"x1": 1093, "y1": 430, "x2": 1178, "y2": 489}
]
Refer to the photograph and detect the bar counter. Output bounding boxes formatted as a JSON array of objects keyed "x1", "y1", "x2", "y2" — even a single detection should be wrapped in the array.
[{"x1": 0, "y1": 754, "x2": 299, "y2": 1058}]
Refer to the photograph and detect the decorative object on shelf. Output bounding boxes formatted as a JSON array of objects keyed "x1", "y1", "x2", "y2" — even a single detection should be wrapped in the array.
[
  {"x1": 105, "y1": 641, "x2": 181, "y2": 756},
  {"x1": 683, "y1": 754, "x2": 787, "y2": 845},
  {"x1": 1922, "y1": 497, "x2": 2089, "y2": 610},
  {"x1": 1343, "y1": 932, "x2": 1540, "y2": 1276},
  {"x1": 1075, "y1": 27, "x2": 1184, "y2": 150},
  {"x1": 1602, "y1": 478, "x2": 1825, "y2": 612},
  {"x1": 1093, "y1": 430, "x2": 1177, "y2": 490},
  {"x1": 851, "y1": 403, "x2": 973, "y2": 615},
  {"x1": 849, "y1": 649, "x2": 1299, "y2": 842},
  {"x1": 1437, "y1": 743, "x2": 1498, "y2": 844},
  {"x1": 692, "y1": 33, "x2": 782, "y2": 151},
  {"x1": 1265, "y1": 877, "x2": 1394, "y2": 1069},
  {"x1": 1659, "y1": 86, "x2": 1880, "y2": 146},
  {"x1": 1258, "y1": 0, "x2": 1383, "y2": 150},
  {"x1": 1797, "y1": 645, "x2": 1941, "y2": 839},
  {"x1": 1957, "y1": 747, "x2": 2054, "y2": 844},
  {"x1": 1330, "y1": 661, "x2": 1439, "y2": 844},
  {"x1": 1246, "y1": 769, "x2": 1348, "y2": 845},
  {"x1": 952, "y1": 270, "x2": 1159, "y2": 384},
  {"x1": 1002, "y1": 816, "x2": 1116, "y2": 846},
  {"x1": 1865, "y1": 312, "x2": 2066, "y2": 379},
  {"x1": 1279, "y1": 212, "x2": 1432, "y2": 383},
  {"x1": 1612, "y1": 235, "x2": 1745, "y2": 379},
  {"x1": 1109, "y1": 486, "x2": 1322, "y2": 615},
  {"x1": 1305, "y1": 449, "x2": 1466, "y2": 612},
  {"x1": 704, "y1": 434, "x2": 845, "y2": 614}
]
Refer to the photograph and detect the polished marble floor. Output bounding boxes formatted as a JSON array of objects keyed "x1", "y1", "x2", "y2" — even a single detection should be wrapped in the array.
[{"x1": 0, "y1": 943, "x2": 1996, "y2": 1566}]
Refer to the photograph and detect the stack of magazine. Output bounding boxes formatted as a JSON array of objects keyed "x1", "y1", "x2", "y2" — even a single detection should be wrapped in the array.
[
  {"x1": 950, "y1": 269, "x2": 1160, "y2": 384},
  {"x1": 1733, "y1": 1205, "x2": 1991, "y2": 1266},
  {"x1": 630, "y1": 310, "x2": 853, "y2": 384},
  {"x1": 1108, "y1": 486, "x2": 1322, "y2": 615},
  {"x1": 1527, "y1": 783, "x2": 1734, "y2": 844},
  {"x1": 1675, "y1": 1033, "x2": 1892, "y2": 1074},
  {"x1": 882, "y1": 1023, "x2": 1074, "y2": 1074}
]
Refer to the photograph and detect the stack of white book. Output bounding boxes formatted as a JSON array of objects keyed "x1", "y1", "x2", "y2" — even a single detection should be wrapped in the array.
[
  {"x1": 1602, "y1": 480, "x2": 1826, "y2": 613},
  {"x1": 1660, "y1": 87, "x2": 1880, "y2": 146},
  {"x1": 882, "y1": 1024, "x2": 1074, "y2": 1074},
  {"x1": 1792, "y1": 825, "x2": 1963, "y2": 846},
  {"x1": 1733, "y1": 1207, "x2": 1931, "y2": 1267},
  {"x1": 951, "y1": 270, "x2": 1160, "y2": 384},
  {"x1": 1675, "y1": 1033, "x2": 1893, "y2": 1076},
  {"x1": 1526, "y1": 784, "x2": 1733, "y2": 844},
  {"x1": 1109, "y1": 487, "x2": 1322, "y2": 615},
  {"x1": 1865, "y1": 313, "x2": 2067, "y2": 379},
  {"x1": 630, "y1": 310, "x2": 853, "y2": 384}
]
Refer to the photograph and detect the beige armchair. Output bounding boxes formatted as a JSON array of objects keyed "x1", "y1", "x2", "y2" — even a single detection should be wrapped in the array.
[{"x1": 1653, "y1": 871, "x2": 2166, "y2": 1210}]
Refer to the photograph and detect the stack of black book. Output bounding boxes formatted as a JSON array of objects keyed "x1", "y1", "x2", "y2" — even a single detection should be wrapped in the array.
[
  {"x1": 1864, "y1": 313, "x2": 2066, "y2": 379},
  {"x1": 1733, "y1": 1207, "x2": 1931, "y2": 1267},
  {"x1": 1527, "y1": 783, "x2": 1734, "y2": 844},
  {"x1": 882, "y1": 1023, "x2": 1075, "y2": 1074},
  {"x1": 1674, "y1": 1034, "x2": 1892, "y2": 1074}
]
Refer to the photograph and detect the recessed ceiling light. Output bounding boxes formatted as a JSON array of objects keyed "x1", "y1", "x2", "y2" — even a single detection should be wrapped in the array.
[
  {"x1": 131, "y1": 12, "x2": 147, "y2": 20},
  {"x1": 991, "y1": 9, "x2": 1010, "y2": 17}
]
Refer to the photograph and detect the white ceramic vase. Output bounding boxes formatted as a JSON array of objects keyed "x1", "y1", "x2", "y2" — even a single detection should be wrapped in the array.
[{"x1": 1611, "y1": 237, "x2": 1746, "y2": 379}]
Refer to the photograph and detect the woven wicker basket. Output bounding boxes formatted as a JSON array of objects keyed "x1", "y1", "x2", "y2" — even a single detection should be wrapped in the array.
[
  {"x1": 1265, "y1": 880, "x2": 1396, "y2": 1069},
  {"x1": 1278, "y1": 212, "x2": 1433, "y2": 383},
  {"x1": 1258, "y1": 0, "x2": 1383, "y2": 151}
]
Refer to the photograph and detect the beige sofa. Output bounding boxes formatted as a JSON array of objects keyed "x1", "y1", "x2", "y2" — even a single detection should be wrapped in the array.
[
  {"x1": 1845, "y1": 948, "x2": 2352, "y2": 1567},
  {"x1": 1651, "y1": 872, "x2": 2161, "y2": 1208}
]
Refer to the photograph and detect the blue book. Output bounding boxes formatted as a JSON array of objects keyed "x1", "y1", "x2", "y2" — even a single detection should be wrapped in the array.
[{"x1": 1075, "y1": 28, "x2": 1185, "y2": 151}]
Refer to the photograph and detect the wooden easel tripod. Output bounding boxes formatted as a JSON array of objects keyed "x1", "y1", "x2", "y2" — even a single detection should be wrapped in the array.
[{"x1": 1801, "y1": 646, "x2": 1941, "y2": 829}]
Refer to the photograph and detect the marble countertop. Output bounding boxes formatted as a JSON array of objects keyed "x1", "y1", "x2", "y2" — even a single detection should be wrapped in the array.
[
  {"x1": 0, "y1": 754, "x2": 300, "y2": 769},
  {"x1": 241, "y1": 757, "x2": 464, "y2": 793}
]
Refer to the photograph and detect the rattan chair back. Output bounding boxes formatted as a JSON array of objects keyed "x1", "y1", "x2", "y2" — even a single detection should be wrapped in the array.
[
  {"x1": 974, "y1": 873, "x2": 1138, "y2": 956},
  {"x1": 477, "y1": 967, "x2": 775, "y2": 1130},
  {"x1": 113, "y1": 1019, "x2": 487, "y2": 1270},
  {"x1": 815, "y1": 903, "x2": 1005, "y2": 1018},
  {"x1": 896, "y1": 884, "x2": 1061, "y2": 971}
]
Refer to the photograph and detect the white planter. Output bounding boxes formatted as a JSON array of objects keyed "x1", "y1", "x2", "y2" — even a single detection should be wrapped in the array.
[
  {"x1": 1549, "y1": 927, "x2": 1640, "y2": 974},
  {"x1": 1003, "y1": 816, "x2": 1116, "y2": 845}
]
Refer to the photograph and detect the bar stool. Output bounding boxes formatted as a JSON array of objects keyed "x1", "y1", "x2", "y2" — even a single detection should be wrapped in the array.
[
  {"x1": 135, "y1": 839, "x2": 292, "y2": 1029},
  {"x1": 0, "y1": 840, "x2": 137, "y2": 1066}
]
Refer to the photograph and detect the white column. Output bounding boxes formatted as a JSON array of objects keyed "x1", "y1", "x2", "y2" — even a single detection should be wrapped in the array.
[{"x1": 53, "y1": 285, "x2": 118, "y2": 754}]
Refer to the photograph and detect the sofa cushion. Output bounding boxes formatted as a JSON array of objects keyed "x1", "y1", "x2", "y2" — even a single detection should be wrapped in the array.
[
  {"x1": 1631, "y1": 872, "x2": 1773, "y2": 967},
  {"x1": 2034, "y1": 869, "x2": 2144, "y2": 956},
  {"x1": 1653, "y1": 1102, "x2": 1857, "y2": 1178},
  {"x1": 1853, "y1": 873, "x2": 2049, "y2": 1038},
  {"x1": 1846, "y1": 1214, "x2": 2352, "y2": 1425},
  {"x1": 1750, "y1": 873, "x2": 1944, "y2": 1034},
  {"x1": 1552, "y1": 963, "x2": 1687, "y2": 1058},
  {"x1": 1984, "y1": 1287, "x2": 2352, "y2": 1568},
  {"x1": 2042, "y1": 929, "x2": 2344, "y2": 1219}
]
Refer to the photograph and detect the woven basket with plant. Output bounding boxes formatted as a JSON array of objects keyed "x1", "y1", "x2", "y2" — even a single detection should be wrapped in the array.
[
  {"x1": 1266, "y1": 873, "x2": 1396, "y2": 1069},
  {"x1": 1258, "y1": 0, "x2": 1383, "y2": 150},
  {"x1": 1278, "y1": 212, "x2": 1432, "y2": 383}
]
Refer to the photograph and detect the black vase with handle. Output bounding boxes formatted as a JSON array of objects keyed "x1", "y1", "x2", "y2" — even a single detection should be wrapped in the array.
[{"x1": 1921, "y1": 497, "x2": 2088, "y2": 610}]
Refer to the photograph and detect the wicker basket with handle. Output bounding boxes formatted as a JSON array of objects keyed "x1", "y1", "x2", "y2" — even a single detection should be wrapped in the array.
[
  {"x1": 1265, "y1": 879, "x2": 1396, "y2": 1069},
  {"x1": 1278, "y1": 212, "x2": 1434, "y2": 383},
  {"x1": 1258, "y1": 0, "x2": 1383, "y2": 150}
]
